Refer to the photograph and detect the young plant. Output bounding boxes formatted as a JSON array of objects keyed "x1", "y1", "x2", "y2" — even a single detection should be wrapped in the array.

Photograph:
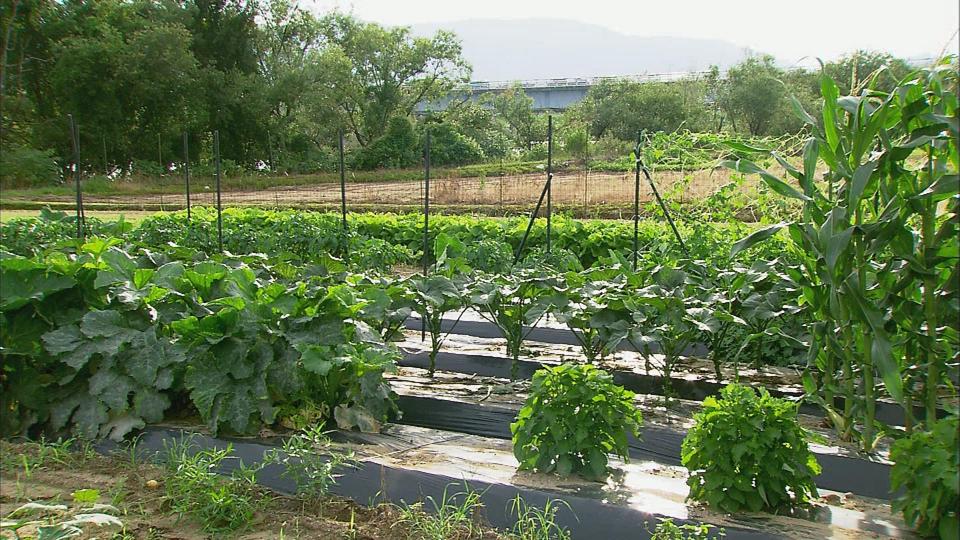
[
  {"x1": 356, "y1": 275, "x2": 415, "y2": 342},
  {"x1": 264, "y1": 424, "x2": 355, "y2": 501},
  {"x1": 648, "y1": 518, "x2": 725, "y2": 540},
  {"x1": 511, "y1": 363, "x2": 643, "y2": 480},
  {"x1": 410, "y1": 274, "x2": 466, "y2": 377},
  {"x1": 890, "y1": 416, "x2": 959, "y2": 539},
  {"x1": 396, "y1": 481, "x2": 486, "y2": 540},
  {"x1": 163, "y1": 437, "x2": 266, "y2": 535},
  {"x1": 626, "y1": 265, "x2": 718, "y2": 397},
  {"x1": 471, "y1": 269, "x2": 560, "y2": 380},
  {"x1": 508, "y1": 495, "x2": 572, "y2": 540},
  {"x1": 681, "y1": 384, "x2": 820, "y2": 513},
  {"x1": 704, "y1": 259, "x2": 805, "y2": 380},
  {"x1": 551, "y1": 270, "x2": 633, "y2": 364}
]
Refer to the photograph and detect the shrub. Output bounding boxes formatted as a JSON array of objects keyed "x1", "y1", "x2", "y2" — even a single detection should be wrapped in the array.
[
  {"x1": 511, "y1": 363, "x2": 643, "y2": 480},
  {"x1": 681, "y1": 384, "x2": 820, "y2": 512},
  {"x1": 424, "y1": 123, "x2": 484, "y2": 166},
  {"x1": 354, "y1": 116, "x2": 420, "y2": 169},
  {"x1": 0, "y1": 144, "x2": 60, "y2": 187},
  {"x1": 890, "y1": 417, "x2": 959, "y2": 539},
  {"x1": 349, "y1": 237, "x2": 415, "y2": 270}
]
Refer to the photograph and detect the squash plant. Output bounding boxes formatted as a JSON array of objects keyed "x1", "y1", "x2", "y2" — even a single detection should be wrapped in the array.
[
  {"x1": 627, "y1": 265, "x2": 718, "y2": 397},
  {"x1": 550, "y1": 268, "x2": 634, "y2": 363},
  {"x1": 511, "y1": 363, "x2": 643, "y2": 480},
  {"x1": 470, "y1": 268, "x2": 561, "y2": 380}
]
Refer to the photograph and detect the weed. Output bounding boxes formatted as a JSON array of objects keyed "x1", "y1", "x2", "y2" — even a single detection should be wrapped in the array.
[
  {"x1": 162, "y1": 436, "x2": 266, "y2": 535},
  {"x1": 396, "y1": 481, "x2": 486, "y2": 539},
  {"x1": 647, "y1": 518, "x2": 725, "y2": 539},
  {"x1": 263, "y1": 424, "x2": 355, "y2": 502},
  {"x1": 507, "y1": 495, "x2": 572, "y2": 540}
]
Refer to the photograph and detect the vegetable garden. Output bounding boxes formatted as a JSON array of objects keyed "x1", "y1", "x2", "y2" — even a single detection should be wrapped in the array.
[{"x1": 0, "y1": 65, "x2": 957, "y2": 539}]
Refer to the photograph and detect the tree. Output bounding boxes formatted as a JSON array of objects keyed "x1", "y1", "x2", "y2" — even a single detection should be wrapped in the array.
[
  {"x1": 353, "y1": 115, "x2": 419, "y2": 169},
  {"x1": 320, "y1": 12, "x2": 470, "y2": 147},
  {"x1": 438, "y1": 100, "x2": 509, "y2": 158},
  {"x1": 420, "y1": 122, "x2": 483, "y2": 166},
  {"x1": 253, "y1": 0, "x2": 348, "y2": 169},
  {"x1": 487, "y1": 84, "x2": 545, "y2": 151},
  {"x1": 721, "y1": 55, "x2": 786, "y2": 136},
  {"x1": 823, "y1": 50, "x2": 912, "y2": 96},
  {"x1": 577, "y1": 79, "x2": 706, "y2": 140}
]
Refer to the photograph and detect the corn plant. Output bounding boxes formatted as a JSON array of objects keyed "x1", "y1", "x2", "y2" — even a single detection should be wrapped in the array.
[{"x1": 726, "y1": 62, "x2": 959, "y2": 451}]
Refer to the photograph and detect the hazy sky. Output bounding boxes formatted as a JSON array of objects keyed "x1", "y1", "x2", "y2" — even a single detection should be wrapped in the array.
[{"x1": 306, "y1": 0, "x2": 959, "y2": 66}]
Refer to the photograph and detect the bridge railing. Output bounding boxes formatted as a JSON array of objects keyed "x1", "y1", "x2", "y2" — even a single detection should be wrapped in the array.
[{"x1": 469, "y1": 70, "x2": 715, "y2": 91}]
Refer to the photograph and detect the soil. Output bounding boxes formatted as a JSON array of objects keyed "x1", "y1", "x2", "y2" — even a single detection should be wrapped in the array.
[
  {"x1": 386, "y1": 362, "x2": 891, "y2": 462},
  {"x1": 397, "y1": 317, "x2": 903, "y2": 459},
  {"x1": 0, "y1": 168, "x2": 745, "y2": 212},
  {"x1": 0, "y1": 441, "x2": 495, "y2": 540}
]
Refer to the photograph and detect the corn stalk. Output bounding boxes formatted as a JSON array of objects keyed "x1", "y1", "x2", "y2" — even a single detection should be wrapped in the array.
[{"x1": 726, "y1": 62, "x2": 959, "y2": 452}]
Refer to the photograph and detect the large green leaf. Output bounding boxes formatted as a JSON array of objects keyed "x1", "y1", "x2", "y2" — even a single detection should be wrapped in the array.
[
  {"x1": 847, "y1": 159, "x2": 879, "y2": 207},
  {"x1": 911, "y1": 174, "x2": 958, "y2": 201},
  {"x1": 722, "y1": 160, "x2": 811, "y2": 202},
  {"x1": 730, "y1": 223, "x2": 788, "y2": 257}
]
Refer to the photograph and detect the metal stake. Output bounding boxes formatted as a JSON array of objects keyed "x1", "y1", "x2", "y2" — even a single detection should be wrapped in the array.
[
  {"x1": 183, "y1": 131, "x2": 191, "y2": 220},
  {"x1": 633, "y1": 130, "x2": 641, "y2": 270},
  {"x1": 214, "y1": 130, "x2": 223, "y2": 253},
  {"x1": 339, "y1": 128, "x2": 347, "y2": 233},
  {"x1": 637, "y1": 135, "x2": 687, "y2": 256},
  {"x1": 158, "y1": 133, "x2": 164, "y2": 211},
  {"x1": 68, "y1": 114, "x2": 84, "y2": 239},
  {"x1": 546, "y1": 115, "x2": 553, "y2": 253},
  {"x1": 513, "y1": 173, "x2": 552, "y2": 265},
  {"x1": 422, "y1": 128, "x2": 431, "y2": 341}
]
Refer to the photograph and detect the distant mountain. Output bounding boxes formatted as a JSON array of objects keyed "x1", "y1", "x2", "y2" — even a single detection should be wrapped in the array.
[{"x1": 411, "y1": 18, "x2": 755, "y2": 81}]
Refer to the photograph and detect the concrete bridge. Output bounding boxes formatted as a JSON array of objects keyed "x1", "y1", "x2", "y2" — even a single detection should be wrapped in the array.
[{"x1": 416, "y1": 71, "x2": 711, "y2": 112}]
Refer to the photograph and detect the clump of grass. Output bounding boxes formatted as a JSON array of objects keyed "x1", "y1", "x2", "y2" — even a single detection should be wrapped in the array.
[
  {"x1": 396, "y1": 481, "x2": 486, "y2": 539},
  {"x1": 507, "y1": 495, "x2": 572, "y2": 540},
  {"x1": 263, "y1": 424, "x2": 354, "y2": 502},
  {"x1": 162, "y1": 436, "x2": 266, "y2": 535}
]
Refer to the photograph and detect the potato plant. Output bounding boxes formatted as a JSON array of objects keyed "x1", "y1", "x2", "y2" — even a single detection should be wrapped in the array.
[
  {"x1": 511, "y1": 363, "x2": 643, "y2": 480},
  {"x1": 410, "y1": 274, "x2": 466, "y2": 377},
  {"x1": 890, "y1": 416, "x2": 959, "y2": 539},
  {"x1": 681, "y1": 384, "x2": 821, "y2": 513},
  {"x1": 626, "y1": 265, "x2": 718, "y2": 397},
  {"x1": 550, "y1": 268, "x2": 634, "y2": 363}
]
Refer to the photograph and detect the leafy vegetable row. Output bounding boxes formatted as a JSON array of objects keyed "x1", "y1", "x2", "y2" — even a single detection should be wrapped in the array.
[
  {"x1": 1, "y1": 240, "x2": 399, "y2": 440},
  {"x1": 1, "y1": 207, "x2": 794, "y2": 271},
  {"x1": 1, "y1": 235, "x2": 807, "y2": 442}
]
